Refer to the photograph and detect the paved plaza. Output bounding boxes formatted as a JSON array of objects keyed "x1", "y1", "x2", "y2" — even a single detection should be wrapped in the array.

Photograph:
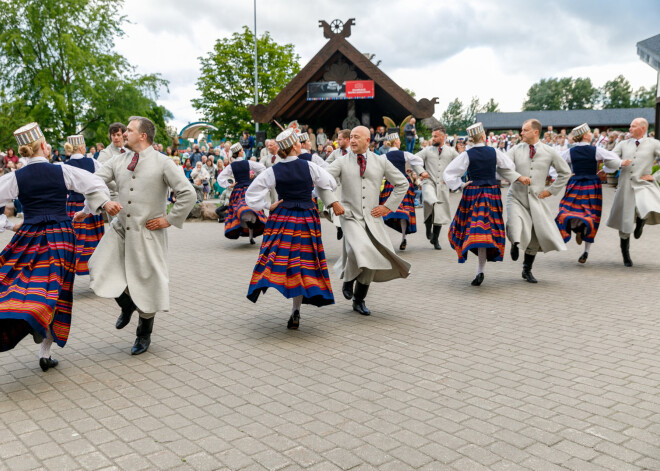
[{"x1": 2, "y1": 186, "x2": 660, "y2": 471}]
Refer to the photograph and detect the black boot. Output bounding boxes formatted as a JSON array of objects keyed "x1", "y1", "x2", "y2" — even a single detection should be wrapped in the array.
[
  {"x1": 336, "y1": 227, "x2": 343, "y2": 240},
  {"x1": 39, "y1": 357, "x2": 58, "y2": 372},
  {"x1": 115, "y1": 292, "x2": 137, "y2": 329},
  {"x1": 131, "y1": 317, "x2": 154, "y2": 355},
  {"x1": 424, "y1": 218, "x2": 433, "y2": 240},
  {"x1": 352, "y1": 282, "x2": 371, "y2": 316},
  {"x1": 471, "y1": 273, "x2": 485, "y2": 286},
  {"x1": 522, "y1": 253, "x2": 538, "y2": 283},
  {"x1": 510, "y1": 242, "x2": 519, "y2": 261},
  {"x1": 287, "y1": 310, "x2": 300, "y2": 330},
  {"x1": 578, "y1": 251, "x2": 588, "y2": 264},
  {"x1": 430, "y1": 225, "x2": 442, "y2": 250},
  {"x1": 342, "y1": 279, "x2": 355, "y2": 300},
  {"x1": 634, "y1": 217, "x2": 646, "y2": 239},
  {"x1": 620, "y1": 237, "x2": 633, "y2": 267}
]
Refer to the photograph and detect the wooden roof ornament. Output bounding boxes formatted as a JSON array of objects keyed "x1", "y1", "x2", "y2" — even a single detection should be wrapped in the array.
[{"x1": 249, "y1": 18, "x2": 437, "y2": 126}]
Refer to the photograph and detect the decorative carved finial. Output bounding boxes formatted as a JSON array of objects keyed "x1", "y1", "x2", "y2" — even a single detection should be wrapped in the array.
[{"x1": 318, "y1": 18, "x2": 355, "y2": 39}]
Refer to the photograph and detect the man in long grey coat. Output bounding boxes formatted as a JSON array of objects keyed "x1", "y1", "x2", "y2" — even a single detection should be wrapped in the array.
[
  {"x1": 606, "y1": 117, "x2": 660, "y2": 266},
  {"x1": 498, "y1": 119, "x2": 571, "y2": 283},
  {"x1": 324, "y1": 129, "x2": 351, "y2": 240},
  {"x1": 76, "y1": 116, "x2": 195, "y2": 355},
  {"x1": 319, "y1": 126, "x2": 410, "y2": 316},
  {"x1": 96, "y1": 122, "x2": 127, "y2": 201},
  {"x1": 415, "y1": 126, "x2": 458, "y2": 249}
]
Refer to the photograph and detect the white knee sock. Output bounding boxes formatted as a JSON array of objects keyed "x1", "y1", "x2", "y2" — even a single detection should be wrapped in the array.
[
  {"x1": 400, "y1": 221, "x2": 407, "y2": 243},
  {"x1": 477, "y1": 248, "x2": 487, "y2": 275},
  {"x1": 292, "y1": 295, "x2": 303, "y2": 314},
  {"x1": 39, "y1": 328, "x2": 54, "y2": 359},
  {"x1": 584, "y1": 242, "x2": 592, "y2": 253}
]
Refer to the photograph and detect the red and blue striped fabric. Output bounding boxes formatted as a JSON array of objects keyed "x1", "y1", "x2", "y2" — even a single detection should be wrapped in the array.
[
  {"x1": 449, "y1": 184, "x2": 505, "y2": 263},
  {"x1": 555, "y1": 176, "x2": 602, "y2": 243},
  {"x1": 224, "y1": 186, "x2": 267, "y2": 239},
  {"x1": 247, "y1": 206, "x2": 334, "y2": 306},
  {"x1": 66, "y1": 200, "x2": 104, "y2": 275},
  {"x1": 0, "y1": 222, "x2": 76, "y2": 352},
  {"x1": 379, "y1": 176, "x2": 417, "y2": 234}
]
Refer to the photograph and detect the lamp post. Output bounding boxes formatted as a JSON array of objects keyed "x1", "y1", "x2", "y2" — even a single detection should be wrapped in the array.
[{"x1": 254, "y1": 0, "x2": 259, "y2": 133}]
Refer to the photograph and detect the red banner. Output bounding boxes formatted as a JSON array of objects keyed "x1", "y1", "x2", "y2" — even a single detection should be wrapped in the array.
[{"x1": 345, "y1": 80, "x2": 375, "y2": 99}]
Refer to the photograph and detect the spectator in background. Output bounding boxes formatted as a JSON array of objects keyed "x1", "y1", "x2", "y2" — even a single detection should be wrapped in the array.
[
  {"x1": 308, "y1": 128, "x2": 317, "y2": 150},
  {"x1": 324, "y1": 144, "x2": 334, "y2": 159},
  {"x1": 51, "y1": 149, "x2": 63, "y2": 162},
  {"x1": 332, "y1": 127, "x2": 341, "y2": 141},
  {"x1": 183, "y1": 159, "x2": 193, "y2": 181},
  {"x1": 5, "y1": 148, "x2": 19, "y2": 167},
  {"x1": 87, "y1": 146, "x2": 96, "y2": 159},
  {"x1": 316, "y1": 127, "x2": 328, "y2": 148},
  {"x1": 189, "y1": 144, "x2": 203, "y2": 166},
  {"x1": 240, "y1": 131, "x2": 250, "y2": 157},
  {"x1": 404, "y1": 118, "x2": 417, "y2": 152},
  {"x1": 94, "y1": 143, "x2": 104, "y2": 159}
]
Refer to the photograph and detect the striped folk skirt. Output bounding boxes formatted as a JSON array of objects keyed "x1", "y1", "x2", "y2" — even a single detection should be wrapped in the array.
[
  {"x1": 224, "y1": 185, "x2": 267, "y2": 239},
  {"x1": 449, "y1": 185, "x2": 505, "y2": 263},
  {"x1": 379, "y1": 176, "x2": 417, "y2": 234},
  {"x1": 0, "y1": 222, "x2": 76, "y2": 352},
  {"x1": 247, "y1": 205, "x2": 334, "y2": 307},
  {"x1": 555, "y1": 176, "x2": 602, "y2": 243},
  {"x1": 67, "y1": 200, "x2": 105, "y2": 275}
]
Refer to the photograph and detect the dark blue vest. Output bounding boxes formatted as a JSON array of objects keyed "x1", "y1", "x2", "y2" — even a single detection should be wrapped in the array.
[
  {"x1": 298, "y1": 153, "x2": 312, "y2": 162},
  {"x1": 231, "y1": 160, "x2": 251, "y2": 189},
  {"x1": 385, "y1": 150, "x2": 406, "y2": 175},
  {"x1": 273, "y1": 159, "x2": 314, "y2": 209},
  {"x1": 569, "y1": 145, "x2": 598, "y2": 177},
  {"x1": 15, "y1": 163, "x2": 69, "y2": 224},
  {"x1": 65, "y1": 157, "x2": 96, "y2": 202},
  {"x1": 466, "y1": 146, "x2": 498, "y2": 186}
]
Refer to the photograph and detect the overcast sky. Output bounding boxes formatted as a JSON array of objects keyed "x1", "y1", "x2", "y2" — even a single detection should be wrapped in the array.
[{"x1": 115, "y1": 0, "x2": 660, "y2": 132}]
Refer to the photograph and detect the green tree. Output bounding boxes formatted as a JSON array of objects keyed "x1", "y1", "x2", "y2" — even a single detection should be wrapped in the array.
[
  {"x1": 482, "y1": 98, "x2": 500, "y2": 113},
  {"x1": 0, "y1": 0, "x2": 170, "y2": 149},
  {"x1": 441, "y1": 98, "x2": 465, "y2": 135},
  {"x1": 632, "y1": 85, "x2": 657, "y2": 108},
  {"x1": 600, "y1": 75, "x2": 632, "y2": 109},
  {"x1": 193, "y1": 26, "x2": 300, "y2": 139},
  {"x1": 440, "y1": 97, "x2": 500, "y2": 135},
  {"x1": 523, "y1": 77, "x2": 597, "y2": 111}
]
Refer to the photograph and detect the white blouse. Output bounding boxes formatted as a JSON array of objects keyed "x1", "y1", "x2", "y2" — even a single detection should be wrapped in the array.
[
  {"x1": 443, "y1": 144, "x2": 515, "y2": 191},
  {"x1": 216, "y1": 159, "x2": 266, "y2": 188}
]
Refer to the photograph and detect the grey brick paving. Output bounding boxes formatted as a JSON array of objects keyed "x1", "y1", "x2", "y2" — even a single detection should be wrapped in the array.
[{"x1": 1, "y1": 186, "x2": 660, "y2": 470}]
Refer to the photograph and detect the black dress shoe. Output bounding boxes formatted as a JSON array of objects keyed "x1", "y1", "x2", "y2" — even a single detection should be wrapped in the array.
[
  {"x1": 634, "y1": 217, "x2": 646, "y2": 239},
  {"x1": 336, "y1": 227, "x2": 343, "y2": 240},
  {"x1": 352, "y1": 300, "x2": 371, "y2": 316},
  {"x1": 249, "y1": 238, "x2": 256, "y2": 245},
  {"x1": 39, "y1": 357, "x2": 58, "y2": 372},
  {"x1": 510, "y1": 243, "x2": 519, "y2": 261},
  {"x1": 131, "y1": 317, "x2": 154, "y2": 355},
  {"x1": 287, "y1": 310, "x2": 300, "y2": 330},
  {"x1": 399, "y1": 239, "x2": 407, "y2": 250},
  {"x1": 521, "y1": 268, "x2": 537, "y2": 283},
  {"x1": 342, "y1": 280, "x2": 355, "y2": 300},
  {"x1": 115, "y1": 311, "x2": 133, "y2": 330},
  {"x1": 471, "y1": 273, "x2": 485, "y2": 286},
  {"x1": 578, "y1": 252, "x2": 588, "y2": 264}
]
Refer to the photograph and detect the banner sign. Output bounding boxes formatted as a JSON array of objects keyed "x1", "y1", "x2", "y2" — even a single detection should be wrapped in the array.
[{"x1": 307, "y1": 80, "x2": 375, "y2": 101}]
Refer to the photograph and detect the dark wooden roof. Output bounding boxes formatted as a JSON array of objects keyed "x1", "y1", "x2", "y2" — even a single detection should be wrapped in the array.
[{"x1": 249, "y1": 36, "x2": 437, "y2": 125}]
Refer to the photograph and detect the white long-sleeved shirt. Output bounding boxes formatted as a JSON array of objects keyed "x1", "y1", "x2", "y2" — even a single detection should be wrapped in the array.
[
  {"x1": 443, "y1": 143, "x2": 515, "y2": 191},
  {"x1": 0, "y1": 157, "x2": 110, "y2": 213},
  {"x1": 216, "y1": 159, "x2": 265, "y2": 188},
  {"x1": 68, "y1": 153, "x2": 102, "y2": 171},
  {"x1": 245, "y1": 156, "x2": 337, "y2": 212},
  {"x1": 300, "y1": 152, "x2": 328, "y2": 168},
  {"x1": 386, "y1": 146, "x2": 425, "y2": 171},
  {"x1": 549, "y1": 142, "x2": 623, "y2": 179}
]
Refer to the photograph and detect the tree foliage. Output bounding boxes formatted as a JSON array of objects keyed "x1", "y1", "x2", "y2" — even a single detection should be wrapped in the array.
[
  {"x1": 193, "y1": 26, "x2": 300, "y2": 139},
  {"x1": 440, "y1": 97, "x2": 500, "y2": 135},
  {"x1": 0, "y1": 0, "x2": 170, "y2": 149}
]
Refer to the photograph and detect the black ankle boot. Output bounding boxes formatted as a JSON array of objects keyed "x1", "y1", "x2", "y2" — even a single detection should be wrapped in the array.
[
  {"x1": 342, "y1": 280, "x2": 355, "y2": 300},
  {"x1": 510, "y1": 242, "x2": 519, "y2": 261},
  {"x1": 287, "y1": 310, "x2": 300, "y2": 330},
  {"x1": 425, "y1": 218, "x2": 433, "y2": 240},
  {"x1": 131, "y1": 317, "x2": 154, "y2": 355},
  {"x1": 115, "y1": 292, "x2": 137, "y2": 329},
  {"x1": 620, "y1": 237, "x2": 633, "y2": 267},
  {"x1": 39, "y1": 357, "x2": 58, "y2": 372},
  {"x1": 430, "y1": 225, "x2": 442, "y2": 250},
  {"x1": 352, "y1": 282, "x2": 371, "y2": 315},
  {"x1": 634, "y1": 217, "x2": 645, "y2": 239},
  {"x1": 522, "y1": 253, "x2": 538, "y2": 283}
]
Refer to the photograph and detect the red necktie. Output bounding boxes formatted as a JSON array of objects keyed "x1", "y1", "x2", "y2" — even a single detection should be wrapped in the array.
[
  {"x1": 529, "y1": 145, "x2": 536, "y2": 159},
  {"x1": 357, "y1": 154, "x2": 366, "y2": 177},
  {"x1": 635, "y1": 140, "x2": 640, "y2": 147},
  {"x1": 120, "y1": 148, "x2": 126, "y2": 154},
  {"x1": 271, "y1": 155, "x2": 276, "y2": 164},
  {"x1": 341, "y1": 149, "x2": 347, "y2": 156},
  {"x1": 127, "y1": 153, "x2": 139, "y2": 171}
]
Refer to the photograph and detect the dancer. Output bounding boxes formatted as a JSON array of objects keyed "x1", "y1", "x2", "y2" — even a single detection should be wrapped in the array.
[
  {"x1": 415, "y1": 126, "x2": 458, "y2": 250},
  {"x1": 297, "y1": 132, "x2": 328, "y2": 167},
  {"x1": 319, "y1": 126, "x2": 410, "y2": 316},
  {"x1": 555, "y1": 123, "x2": 621, "y2": 263},
  {"x1": 378, "y1": 132, "x2": 428, "y2": 250},
  {"x1": 605, "y1": 118, "x2": 660, "y2": 267},
  {"x1": 259, "y1": 139, "x2": 282, "y2": 207},
  {"x1": 96, "y1": 122, "x2": 127, "y2": 201},
  {"x1": 217, "y1": 143, "x2": 267, "y2": 244},
  {"x1": 246, "y1": 128, "x2": 342, "y2": 329},
  {"x1": 443, "y1": 123, "x2": 517, "y2": 285},
  {"x1": 0, "y1": 123, "x2": 110, "y2": 370},
  {"x1": 64, "y1": 135, "x2": 104, "y2": 275},
  {"x1": 498, "y1": 119, "x2": 571, "y2": 283},
  {"x1": 76, "y1": 116, "x2": 195, "y2": 355},
  {"x1": 325, "y1": 129, "x2": 351, "y2": 240}
]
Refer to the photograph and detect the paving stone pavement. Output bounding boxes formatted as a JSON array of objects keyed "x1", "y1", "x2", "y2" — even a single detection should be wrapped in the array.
[{"x1": 1, "y1": 185, "x2": 660, "y2": 471}]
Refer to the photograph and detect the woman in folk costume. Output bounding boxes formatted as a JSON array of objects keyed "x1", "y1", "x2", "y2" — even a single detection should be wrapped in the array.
[
  {"x1": 245, "y1": 129, "x2": 341, "y2": 329},
  {"x1": 63, "y1": 135, "x2": 104, "y2": 275},
  {"x1": 217, "y1": 142, "x2": 267, "y2": 244},
  {"x1": 554, "y1": 123, "x2": 621, "y2": 264},
  {"x1": 443, "y1": 123, "x2": 516, "y2": 286},
  {"x1": 0, "y1": 123, "x2": 109, "y2": 371},
  {"x1": 378, "y1": 133, "x2": 428, "y2": 250}
]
